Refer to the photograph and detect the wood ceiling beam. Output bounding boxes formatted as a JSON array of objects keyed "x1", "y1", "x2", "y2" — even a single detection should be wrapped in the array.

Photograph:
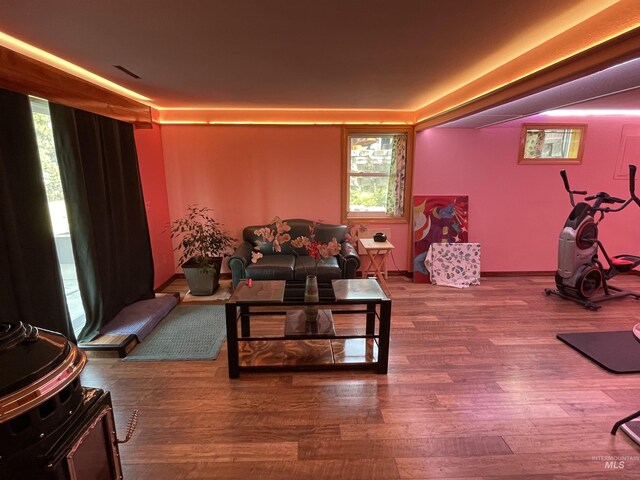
[{"x1": 0, "y1": 45, "x2": 151, "y2": 127}]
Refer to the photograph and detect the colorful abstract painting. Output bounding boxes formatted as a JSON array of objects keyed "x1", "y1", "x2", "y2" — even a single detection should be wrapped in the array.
[{"x1": 413, "y1": 195, "x2": 469, "y2": 283}]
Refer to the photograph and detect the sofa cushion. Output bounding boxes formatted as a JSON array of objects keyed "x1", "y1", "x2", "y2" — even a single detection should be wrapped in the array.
[
  {"x1": 314, "y1": 223, "x2": 348, "y2": 244},
  {"x1": 243, "y1": 219, "x2": 349, "y2": 256},
  {"x1": 294, "y1": 256, "x2": 342, "y2": 281},
  {"x1": 246, "y1": 254, "x2": 296, "y2": 280}
]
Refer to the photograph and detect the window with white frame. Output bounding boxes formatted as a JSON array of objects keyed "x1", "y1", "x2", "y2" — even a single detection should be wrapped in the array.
[{"x1": 342, "y1": 127, "x2": 413, "y2": 223}]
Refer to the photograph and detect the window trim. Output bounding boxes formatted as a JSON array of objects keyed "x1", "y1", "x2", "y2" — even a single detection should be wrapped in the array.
[
  {"x1": 518, "y1": 123, "x2": 587, "y2": 165},
  {"x1": 341, "y1": 126, "x2": 414, "y2": 224}
]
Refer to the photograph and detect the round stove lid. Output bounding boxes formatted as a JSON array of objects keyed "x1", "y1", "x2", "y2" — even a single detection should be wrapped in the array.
[{"x1": 0, "y1": 322, "x2": 70, "y2": 398}]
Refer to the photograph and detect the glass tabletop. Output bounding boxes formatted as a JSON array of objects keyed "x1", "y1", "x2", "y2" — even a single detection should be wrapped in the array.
[
  {"x1": 229, "y1": 278, "x2": 388, "y2": 304},
  {"x1": 331, "y1": 279, "x2": 388, "y2": 301},
  {"x1": 229, "y1": 280, "x2": 286, "y2": 303}
]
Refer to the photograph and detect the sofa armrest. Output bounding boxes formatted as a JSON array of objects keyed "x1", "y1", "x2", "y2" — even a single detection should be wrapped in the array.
[
  {"x1": 339, "y1": 241, "x2": 360, "y2": 278},
  {"x1": 227, "y1": 241, "x2": 255, "y2": 289}
]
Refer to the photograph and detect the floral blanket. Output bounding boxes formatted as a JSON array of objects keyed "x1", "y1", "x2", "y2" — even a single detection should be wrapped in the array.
[{"x1": 424, "y1": 243, "x2": 481, "y2": 288}]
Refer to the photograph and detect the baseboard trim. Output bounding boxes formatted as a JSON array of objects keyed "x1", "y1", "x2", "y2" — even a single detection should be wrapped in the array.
[
  {"x1": 162, "y1": 269, "x2": 569, "y2": 287},
  {"x1": 155, "y1": 271, "x2": 233, "y2": 292},
  {"x1": 155, "y1": 274, "x2": 180, "y2": 292},
  {"x1": 171, "y1": 272, "x2": 232, "y2": 279},
  {"x1": 388, "y1": 270, "x2": 411, "y2": 277},
  {"x1": 481, "y1": 271, "x2": 555, "y2": 277},
  {"x1": 403, "y1": 270, "x2": 554, "y2": 277},
  {"x1": 378, "y1": 270, "x2": 637, "y2": 278}
]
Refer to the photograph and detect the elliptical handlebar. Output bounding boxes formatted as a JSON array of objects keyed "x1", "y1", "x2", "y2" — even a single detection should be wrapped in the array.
[
  {"x1": 560, "y1": 170, "x2": 570, "y2": 193},
  {"x1": 559, "y1": 164, "x2": 638, "y2": 212},
  {"x1": 560, "y1": 169, "x2": 587, "y2": 207},
  {"x1": 585, "y1": 193, "x2": 625, "y2": 204},
  {"x1": 630, "y1": 164, "x2": 640, "y2": 207}
]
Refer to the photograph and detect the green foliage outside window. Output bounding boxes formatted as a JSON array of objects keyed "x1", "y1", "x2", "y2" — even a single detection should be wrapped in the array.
[
  {"x1": 349, "y1": 136, "x2": 393, "y2": 212},
  {"x1": 33, "y1": 111, "x2": 64, "y2": 201},
  {"x1": 349, "y1": 175, "x2": 389, "y2": 211}
]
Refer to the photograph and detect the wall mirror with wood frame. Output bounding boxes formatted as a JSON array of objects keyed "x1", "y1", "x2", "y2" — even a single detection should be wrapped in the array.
[{"x1": 518, "y1": 124, "x2": 586, "y2": 164}]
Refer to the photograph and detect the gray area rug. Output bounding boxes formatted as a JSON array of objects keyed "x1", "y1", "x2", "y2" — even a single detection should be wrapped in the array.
[{"x1": 124, "y1": 305, "x2": 226, "y2": 361}]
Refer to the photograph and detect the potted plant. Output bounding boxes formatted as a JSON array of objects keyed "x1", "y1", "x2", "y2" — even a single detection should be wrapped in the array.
[{"x1": 168, "y1": 206, "x2": 237, "y2": 295}]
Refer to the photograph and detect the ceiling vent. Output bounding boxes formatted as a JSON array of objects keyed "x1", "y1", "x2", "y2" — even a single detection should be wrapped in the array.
[{"x1": 113, "y1": 65, "x2": 141, "y2": 79}]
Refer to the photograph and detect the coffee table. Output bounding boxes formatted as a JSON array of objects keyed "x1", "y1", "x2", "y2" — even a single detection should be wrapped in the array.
[{"x1": 224, "y1": 279, "x2": 391, "y2": 378}]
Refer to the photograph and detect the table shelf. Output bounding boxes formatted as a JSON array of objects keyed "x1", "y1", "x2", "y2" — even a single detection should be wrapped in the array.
[{"x1": 238, "y1": 338, "x2": 379, "y2": 370}]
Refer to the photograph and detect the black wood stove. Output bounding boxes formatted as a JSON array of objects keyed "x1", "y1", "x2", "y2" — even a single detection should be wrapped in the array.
[{"x1": 0, "y1": 322, "x2": 127, "y2": 479}]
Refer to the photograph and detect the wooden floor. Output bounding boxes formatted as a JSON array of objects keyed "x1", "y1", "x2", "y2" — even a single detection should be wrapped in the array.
[{"x1": 81, "y1": 275, "x2": 640, "y2": 479}]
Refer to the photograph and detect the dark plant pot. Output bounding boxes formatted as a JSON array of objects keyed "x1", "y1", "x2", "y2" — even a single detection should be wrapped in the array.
[{"x1": 182, "y1": 257, "x2": 222, "y2": 295}]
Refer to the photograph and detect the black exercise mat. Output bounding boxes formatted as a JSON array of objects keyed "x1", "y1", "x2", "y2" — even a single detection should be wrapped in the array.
[
  {"x1": 557, "y1": 331, "x2": 640, "y2": 374},
  {"x1": 621, "y1": 421, "x2": 640, "y2": 446}
]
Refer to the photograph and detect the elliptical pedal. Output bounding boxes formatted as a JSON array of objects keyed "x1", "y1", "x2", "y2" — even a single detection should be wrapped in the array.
[{"x1": 544, "y1": 288, "x2": 602, "y2": 310}]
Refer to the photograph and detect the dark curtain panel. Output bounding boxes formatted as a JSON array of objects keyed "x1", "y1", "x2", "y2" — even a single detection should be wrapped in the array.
[
  {"x1": 49, "y1": 104, "x2": 154, "y2": 342},
  {"x1": 0, "y1": 89, "x2": 75, "y2": 341}
]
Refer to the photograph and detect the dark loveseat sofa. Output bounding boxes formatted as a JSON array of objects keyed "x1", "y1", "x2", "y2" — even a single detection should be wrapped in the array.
[{"x1": 228, "y1": 219, "x2": 360, "y2": 289}]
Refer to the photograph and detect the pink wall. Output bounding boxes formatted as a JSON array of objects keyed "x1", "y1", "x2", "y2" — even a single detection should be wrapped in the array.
[
  {"x1": 159, "y1": 125, "x2": 411, "y2": 273},
  {"x1": 143, "y1": 115, "x2": 640, "y2": 277},
  {"x1": 414, "y1": 115, "x2": 640, "y2": 272},
  {"x1": 134, "y1": 124, "x2": 175, "y2": 288}
]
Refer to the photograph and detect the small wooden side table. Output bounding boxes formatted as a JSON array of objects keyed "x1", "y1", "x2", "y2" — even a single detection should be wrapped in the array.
[{"x1": 359, "y1": 238, "x2": 395, "y2": 290}]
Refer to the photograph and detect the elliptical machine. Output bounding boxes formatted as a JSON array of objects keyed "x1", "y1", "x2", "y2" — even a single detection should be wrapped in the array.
[{"x1": 545, "y1": 164, "x2": 640, "y2": 310}]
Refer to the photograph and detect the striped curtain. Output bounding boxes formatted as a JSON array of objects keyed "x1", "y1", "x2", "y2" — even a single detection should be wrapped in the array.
[{"x1": 386, "y1": 133, "x2": 408, "y2": 216}]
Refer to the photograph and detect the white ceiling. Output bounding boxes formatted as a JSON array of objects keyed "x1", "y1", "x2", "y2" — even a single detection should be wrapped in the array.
[
  {"x1": 442, "y1": 58, "x2": 640, "y2": 128},
  {"x1": 0, "y1": 0, "x2": 633, "y2": 115}
]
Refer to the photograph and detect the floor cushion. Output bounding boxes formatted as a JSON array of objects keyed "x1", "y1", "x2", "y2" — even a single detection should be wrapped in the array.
[{"x1": 100, "y1": 294, "x2": 178, "y2": 341}]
